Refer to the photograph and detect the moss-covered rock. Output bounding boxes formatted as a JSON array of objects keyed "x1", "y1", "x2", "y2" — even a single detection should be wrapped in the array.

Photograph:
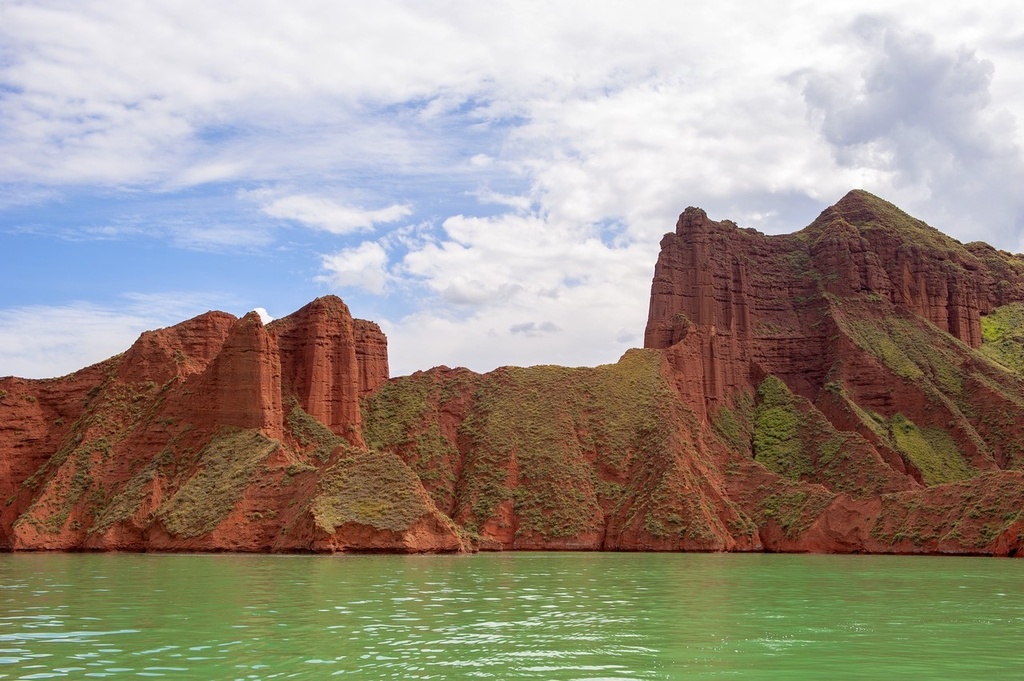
[
  {"x1": 752, "y1": 376, "x2": 810, "y2": 481},
  {"x1": 980, "y1": 302, "x2": 1024, "y2": 377},
  {"x1": 159, "y1": 429, "x2": 280, "y2": 538},
  {"x1": 889, "y1": 414, "x2": 973, "y2": 486},
  {"x1": 311, "y1": 451, "x2": 432, "y2": 533}
]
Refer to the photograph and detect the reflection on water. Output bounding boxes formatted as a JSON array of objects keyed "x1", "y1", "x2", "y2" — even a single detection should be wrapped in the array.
[{"x1": 0, "y1": 552, "x2": 1022, "y2": 679}]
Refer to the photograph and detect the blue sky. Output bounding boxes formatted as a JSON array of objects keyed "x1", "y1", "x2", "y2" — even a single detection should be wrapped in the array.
[{"x1": 2, "y1": 1, "x2": 1023, "y2": 378}]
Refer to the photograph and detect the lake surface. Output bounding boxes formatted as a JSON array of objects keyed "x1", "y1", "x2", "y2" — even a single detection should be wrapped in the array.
[{"x1": 0, "y1": 552, "x2": 1021, "y2": 679}]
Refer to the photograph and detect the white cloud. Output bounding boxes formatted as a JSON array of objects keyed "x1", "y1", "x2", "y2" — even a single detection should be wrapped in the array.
[
  {"x1": 256, "y1": 192, "x2": 412, "y2": 234},
  {"x1": 318, "y1": 241, "x2": 391, "y2": 294},
  {"x1": 383, "y1": 267, "x2": 651, "y2": 375},
  {"x1": 377, "y1": 209, "x2": 656, "y2": 374},
  {"x1": 0, "y1": 292, "x2": 239, "y2": 379},
  {"x1": 4, "y1": 2, "x2": 1021, "y2": 234},
  {"x1": 796, "y1": 17, "x2": 1024, "y2": 244}
]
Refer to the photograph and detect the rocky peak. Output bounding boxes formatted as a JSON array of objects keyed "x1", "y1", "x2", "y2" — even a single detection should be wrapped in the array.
[
  {"x1": 266, "y1": 296, "x2": 388, "y2": 445},
  {"x1": 118, "y1": 311, "x2": 237, "y2": 385},
  {"x1": 113, "y1": 297, "x2": 389, "y2": 445},
  {"x1": 645, "y1": 190, "x2": 1024, "y2": 410},
  {"x1": 805, "y1": 190, "x2": 967, "y2": 256},
  {"x1": 801, "y1": 190, "x2": 995, "y2": 346},
  {"x1": 190, "y1": 311, "x2": 284, "y2": 439}
]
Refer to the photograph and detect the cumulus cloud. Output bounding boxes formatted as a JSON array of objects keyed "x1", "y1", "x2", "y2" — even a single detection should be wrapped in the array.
[
  {"x1": 376, "y1": 209, "x2": 656, "y2": 374},
  {"x1": 383, "y1": 267, "x2": 650, "y2": 374},
  {"x1": 318, "y1": 241, "x2": 391, "y2": 294},
  {"x1": 796, "y1": 16, "x2": 1024, "y2": 242}
]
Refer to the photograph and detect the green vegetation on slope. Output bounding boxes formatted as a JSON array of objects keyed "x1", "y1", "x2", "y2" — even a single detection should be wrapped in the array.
[
  {"x1": 844, "y1": 317, "x2": 964, "y2": 396},
  {"x1": 457, "y1": 350, "x2": 676, "y2": 540},
  {"x1": 11, "y1": 374, "x2": 171, "y2": 536},
  {"x1": 716, "y1": 377, "x2": 910, "y2": 499},
  {"x1": 712, "y1": 393, "x2": 754, "y2": 455},
  {"x1": 90, "y1": 466, "x2": 152, "y2": 534},
  {"x1": 360, "y1": 349, "x2": 726, "y2": 544},
  {"x1": 14, "y1": 437, "x2": 108, "y2": 534},
  {"x1": 821, "y1": 381, "x2": 892, "y2": 444},
  {"x1": 159, "y1": 428, "x2": 280, "y2": 537},
  {"x1": 806, "y1": 189, "x2": 967, "y2": 256},
  {"x1": 361, "y1": 372, "x2": 466, "y2": 510},
  {"x1": 287, "y1": 402, "x2": 347, "y2": 462},
  {"x1": 752, "y1": 376, "x2": 811, "y2": 481},
  {"x1": 362, "y1": 374, "x2": 436, "y2": 450},
  {"x1": 834, "y1": 309, "x2": 1024, "y2": 473},
  {"x1": 889, "y1": 414, "x2": 973, "y2": 486},
  {"x1": 870, "y1": 471, "x2": 1024, "y2": 549},
  {"x1": 980, "y1": 302, "x2": 1024, "y2": 378},
  {"x1": 311, "y1": 451, "x2": 432, "y2": 533},
  {"x1": 756, "y1": 487, "x2": 836, "y2": 538},
  {"x1": 89, "y1": 425, "x2": 198, "y2": 535}
]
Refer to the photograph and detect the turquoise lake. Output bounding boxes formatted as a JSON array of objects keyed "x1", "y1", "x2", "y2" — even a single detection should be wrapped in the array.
[{"x1": 1, "y1": 552, "x2": 1022, "y2": 679}]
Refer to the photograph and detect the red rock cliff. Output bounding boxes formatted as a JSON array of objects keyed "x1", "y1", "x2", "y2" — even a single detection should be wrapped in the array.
[
  {"x1": 188, "y1": 312, "x2": 285, "y2": 439},
  {"x1": 803, "y1": 190, "x2": 998, "y2": 348},
  {"x1": 353, "y1": 319, "x2": 389, "y2": 397},
  {"x1": 646, "y1": 190, "x2": 1024, "y2": 408},
  {"x1": 638, "y1": 189, "x2": 1024, "y2": 556},
  {"x1": 117, "y1": 311, "x2": 237, "y2": 385},
  {"x1": 644, "y1": 206, "x2": 832, "y2": 407},
  {"x1": 267, "y1": 296, "x2": 389, "y2": 445},
  {"x1": 0, "y1": 296, "x2": 424, "y2": 554}
]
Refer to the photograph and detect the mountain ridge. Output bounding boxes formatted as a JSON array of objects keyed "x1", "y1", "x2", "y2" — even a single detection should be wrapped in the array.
[{"x1": 4, "y1": 189, "x2": 1024, "y2": 555}]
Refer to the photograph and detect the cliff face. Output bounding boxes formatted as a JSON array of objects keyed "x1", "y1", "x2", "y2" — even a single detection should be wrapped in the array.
[
  {"x1": 644, "y1": 190, "x2": 1021, "y2": 406},
  {"x1": 5, "y1": 191, "x2": 1024, "y2": 556},
  {"x1": 641, "y1": 190, "x2": 1024, "y2": 555},
  {"x1": 644, "y1": 206, "x2": 831, "y2": 409},
  {"x1": 269, "y1": 297, "x2": 380, "y2": 445}
]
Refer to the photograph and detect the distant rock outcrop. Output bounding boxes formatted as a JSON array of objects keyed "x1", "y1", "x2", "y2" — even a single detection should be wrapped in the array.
[{"x1": 5, "y1": 192, "x2": 1024, "y2": 556}]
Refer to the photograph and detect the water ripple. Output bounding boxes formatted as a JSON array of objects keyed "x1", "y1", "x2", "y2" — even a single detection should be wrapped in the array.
[{"x1": 0, "y1": 553, "x2": 1022, "y2": 678}]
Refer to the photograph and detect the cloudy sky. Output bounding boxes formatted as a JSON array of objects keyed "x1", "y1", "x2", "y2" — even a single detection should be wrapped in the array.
[{"x1": 2, "y1": 1, "x2": 1023, "y2": 379}]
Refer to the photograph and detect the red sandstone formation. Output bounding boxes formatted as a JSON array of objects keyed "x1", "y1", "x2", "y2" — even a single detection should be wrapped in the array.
[
  {"x1": 270, "y1": 297, "x2": 370, "y2": 445},
  {"x1": 641, "y1": 190, "x2": 1024, "y2": 555},
  {"x1": 352, "y1": 319, "x2": 389, "y2": 397},
  {"x1": 0, "y1": 296, "x2": 415, "y2": 552},
  {"x1": 4, "y1": 191, "x2": 1024, "y2": 556},
  {"x1": 190, "y1": 312, "x2": 285, "y2": 439},
  {"x1": 117, "y1": 311, "x2": 236, "y2": 385}
]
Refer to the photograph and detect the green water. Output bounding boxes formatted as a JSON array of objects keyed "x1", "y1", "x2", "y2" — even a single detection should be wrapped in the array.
[{"x1": 0, "y1": 553, "x2": 1022, "y2": 679}]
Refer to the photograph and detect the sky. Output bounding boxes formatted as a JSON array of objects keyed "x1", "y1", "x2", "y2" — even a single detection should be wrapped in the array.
[{"x1": 2, "y1": 1, "x2": 1023, "y2": 379}]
